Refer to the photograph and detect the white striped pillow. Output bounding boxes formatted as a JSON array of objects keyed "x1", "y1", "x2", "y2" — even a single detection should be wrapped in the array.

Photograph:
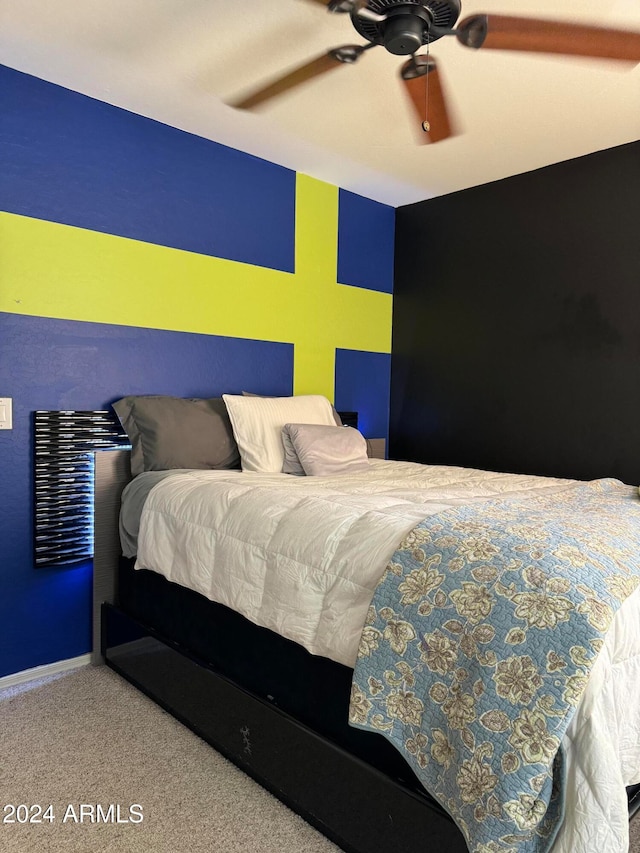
[{"x1": 222, "y1": 394, "x2": 336, "y2": 473}]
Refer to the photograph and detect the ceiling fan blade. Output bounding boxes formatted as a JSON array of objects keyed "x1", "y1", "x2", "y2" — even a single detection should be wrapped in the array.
[
  {"x1": 457, "y1": 14, "x2": 640, "y2": 61},
  {"x1": 303, "y1": 0, "x2": 368, "y2": 11},
  {"x1": 400, "y1": 56, "x2": 454, "y2": 144},
  {"x1": 229, "y1": 49, "x2": 358, "y2": 110}
]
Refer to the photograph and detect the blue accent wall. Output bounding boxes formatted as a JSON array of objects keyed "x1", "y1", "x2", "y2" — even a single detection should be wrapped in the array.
[
  {"x1": 337, "y1": 189, "x2": 395, "y2": 294},
  {"x1": 0, "y1": 312, "x2": 293, "y2": 678},
  {"x1": 334, "y1": 349, "x2": 391, "y2": 442},
  {"x1": 0, "y1": 65, "x2": 296, "y2": 272},
  {"x1": 0, "y1": 64, "x2": 394, "y2": 679}
]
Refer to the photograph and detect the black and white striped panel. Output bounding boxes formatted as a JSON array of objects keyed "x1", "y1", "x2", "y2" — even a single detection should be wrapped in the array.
[{"x1": 34, "y1": 411, "x2": 129, "y2": 567}]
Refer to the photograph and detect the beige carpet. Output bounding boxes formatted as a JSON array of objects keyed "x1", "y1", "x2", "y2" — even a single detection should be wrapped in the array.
[
  {"x1": 0, "y1": 665, "x2": 638, "y2": 853},
  {"x1": 0, "y1": 665, "x2": 338, "y2": 853}
]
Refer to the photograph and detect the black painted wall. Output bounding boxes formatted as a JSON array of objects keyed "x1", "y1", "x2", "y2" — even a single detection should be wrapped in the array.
[{"x1": 390, "y1": 141, "x2": 640, "y2": 485}]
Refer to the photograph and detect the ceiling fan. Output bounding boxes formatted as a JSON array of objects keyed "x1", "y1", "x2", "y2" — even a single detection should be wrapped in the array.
[{"x1": 228, "y1": 0, "x2": 640, "y2": 143}]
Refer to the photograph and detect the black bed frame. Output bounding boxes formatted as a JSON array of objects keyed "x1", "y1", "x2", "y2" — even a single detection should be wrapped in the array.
[
  {"x1": 102, "y1": 567, "x2": 640, "y2": 853},
  {"x1": 102, "y1": 602, "x2": 469, "y2": 853},
  {"x1": 93, "y1": 451, "x2": 639, "y2": 853}
]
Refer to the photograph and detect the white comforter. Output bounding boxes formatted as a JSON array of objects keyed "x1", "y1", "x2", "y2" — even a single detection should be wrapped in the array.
[{"x1": 134, "y1": 459, "x2": 640, "y2": 853}]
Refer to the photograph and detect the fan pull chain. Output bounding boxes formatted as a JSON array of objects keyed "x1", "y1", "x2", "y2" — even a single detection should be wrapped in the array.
[{"x1": 422, "y1": 37, "x2": 431, "y2": 133}]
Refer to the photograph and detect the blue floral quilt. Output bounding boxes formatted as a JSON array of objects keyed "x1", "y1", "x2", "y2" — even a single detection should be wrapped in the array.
[{"x1": 349, "y1": 478, "x2": 640, "y2": 853}]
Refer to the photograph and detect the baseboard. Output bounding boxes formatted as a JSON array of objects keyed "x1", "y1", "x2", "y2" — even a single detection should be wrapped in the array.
[{"x1": 0, "y1": 654, "x2": 92, "y2": 691}]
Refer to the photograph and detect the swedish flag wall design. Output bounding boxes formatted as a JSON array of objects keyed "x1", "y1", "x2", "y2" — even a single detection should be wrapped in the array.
[
  {"x1": 1, "y1": 176, "x2": 391, "y2": 404},
  {"x1": 0, "y1": 65, "x2": 394, "y2": 677}
]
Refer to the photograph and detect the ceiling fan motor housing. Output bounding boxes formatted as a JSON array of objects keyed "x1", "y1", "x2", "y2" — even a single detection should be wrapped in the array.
[
  {"x1": 352, "y1": 0, "x2": 461, "y2": 54},
  {"x1": 383, "y1": 6, "x2": 431, "y2": 54}
]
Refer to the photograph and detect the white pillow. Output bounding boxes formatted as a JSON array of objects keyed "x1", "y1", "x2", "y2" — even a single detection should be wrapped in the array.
[{"x1": 222, "y1": 394, "x2": 336, "y2": 473}]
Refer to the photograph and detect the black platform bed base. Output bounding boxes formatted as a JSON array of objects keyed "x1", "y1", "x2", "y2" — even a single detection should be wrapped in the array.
[
  {"x1": 102, "y1": 606, "x2": 640, "y2": 852},
  {"x1": 103, "y1": 603, "x2": 469, "y2": 853}
]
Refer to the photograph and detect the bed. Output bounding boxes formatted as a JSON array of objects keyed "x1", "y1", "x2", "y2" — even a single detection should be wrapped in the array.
[{"x1": 96, "y1": 393, "x2": 640, "y2": 853}]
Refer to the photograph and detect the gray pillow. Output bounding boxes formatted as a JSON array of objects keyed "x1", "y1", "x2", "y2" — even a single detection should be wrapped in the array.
[
  {"x1": 113, "y1": 395, "x2": 240, "y2": 476},
  {"x1": 282, "y1": 423, "x2": 369, "y2": 477}
]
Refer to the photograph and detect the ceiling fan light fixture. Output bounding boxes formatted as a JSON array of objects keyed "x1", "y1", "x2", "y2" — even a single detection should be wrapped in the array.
[
  {"x1": 352, "y1": 1, "x2": 461, "y2": 48},
  {"x1": 382, "y1": 7, "x2": 431, "y2": 55}
]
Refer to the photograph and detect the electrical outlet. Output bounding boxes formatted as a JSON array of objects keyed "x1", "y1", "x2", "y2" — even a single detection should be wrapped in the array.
[{"x1": 0, "y1": 398, "x2": 13, "y2": 430}]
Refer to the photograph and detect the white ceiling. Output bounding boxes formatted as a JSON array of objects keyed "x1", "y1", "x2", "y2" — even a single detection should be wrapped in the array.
[{"x1": 2, "y1": 0, "x2": 639, "y2": 206}]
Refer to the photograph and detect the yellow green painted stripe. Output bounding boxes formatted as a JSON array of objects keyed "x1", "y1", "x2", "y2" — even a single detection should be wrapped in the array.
[{"x1": 1, "y1": 174, "x2": 392, "y2": 399}]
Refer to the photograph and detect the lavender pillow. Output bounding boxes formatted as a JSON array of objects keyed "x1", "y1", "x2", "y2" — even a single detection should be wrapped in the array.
[
  {"x1": 282, "y1": 423, "x2": 369, "y2": 477},
  {"x1": 282, "y1": 429, "x2": 306, "y2": 476}
]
